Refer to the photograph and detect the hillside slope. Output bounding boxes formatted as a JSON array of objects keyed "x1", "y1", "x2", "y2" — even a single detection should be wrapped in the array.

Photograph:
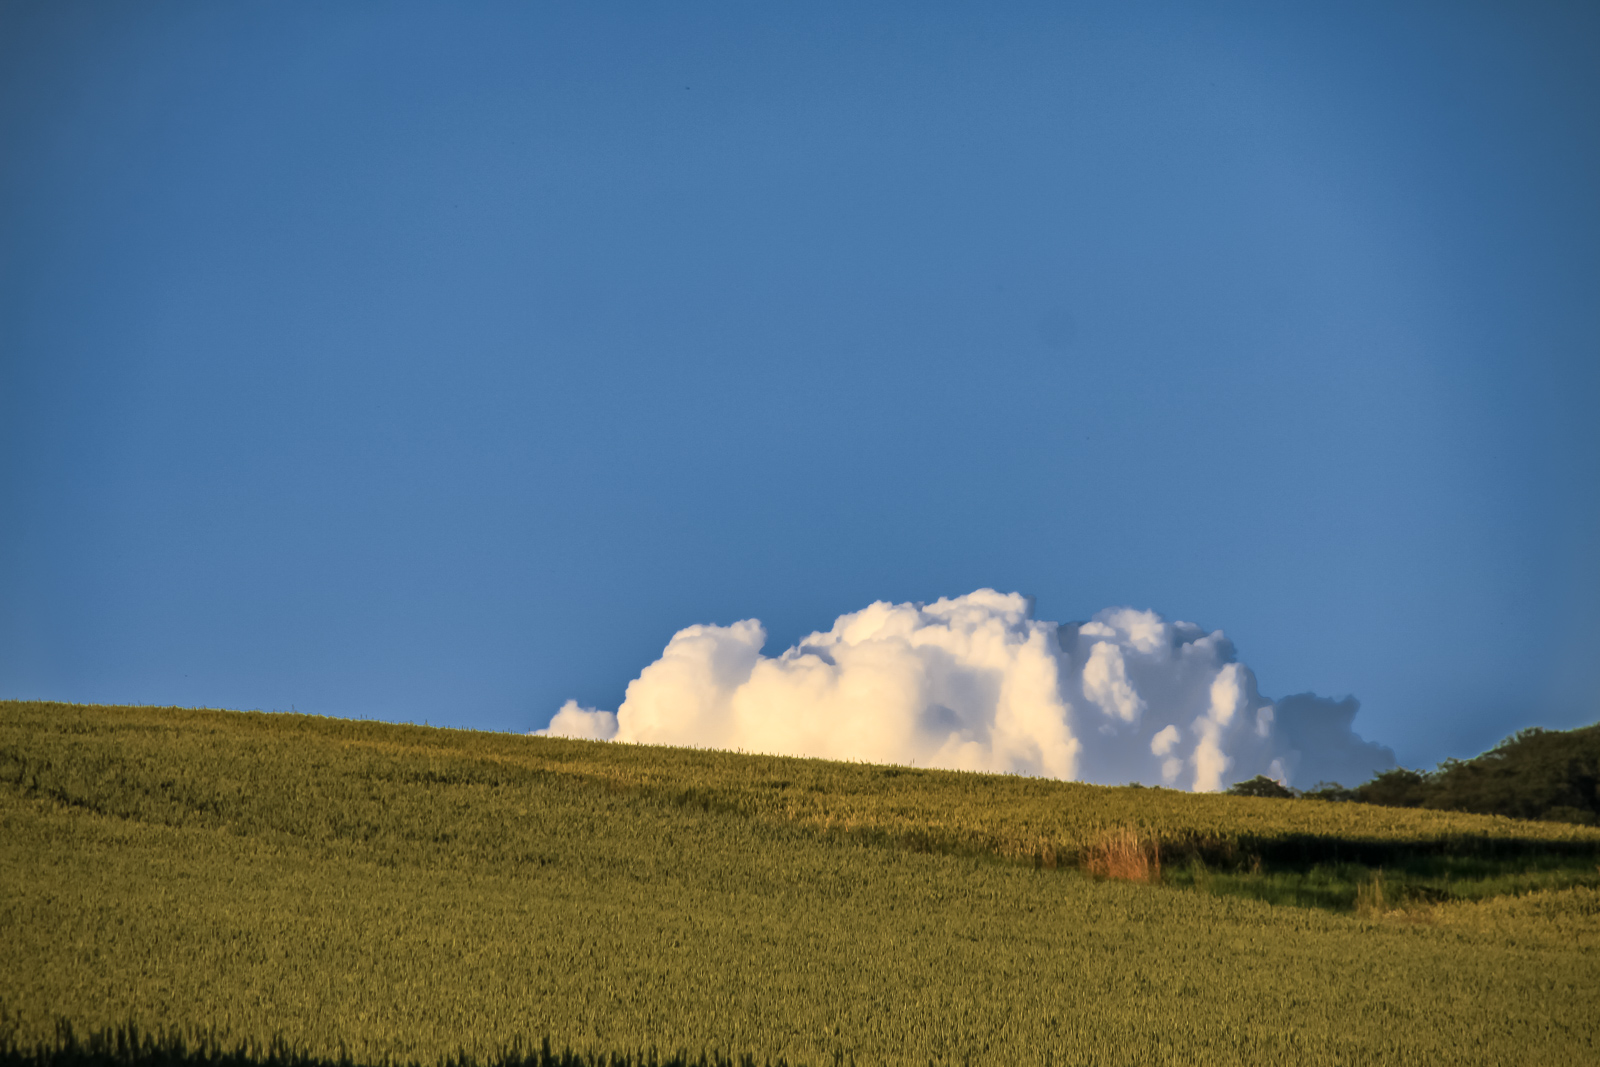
[{"x1": 3, "y1": 700, "x2": 1598, "y2": 1066}]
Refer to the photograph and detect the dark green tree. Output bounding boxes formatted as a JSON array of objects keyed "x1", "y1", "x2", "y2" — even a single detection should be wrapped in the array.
[
  {"x1": 1226, "y1": 775, "x2": 1294, "y2": 799},
  {"x1": 1353, "y1": 768, "x2": 1431, "y2": 808},
  {"x1": 1425, "y1": 725, "x2": 1600, "y2": 824},
  {"x1": 1338, "y1": 722, "x2": 1600, "y2": 824}
]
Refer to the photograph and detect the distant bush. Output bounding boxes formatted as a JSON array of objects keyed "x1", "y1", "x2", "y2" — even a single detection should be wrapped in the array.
[
  {"x1": 1225, "y1": 776, "x2": 1294, "y2": 799},
  {"x1": 1297, "y1": 782, "x2": 1357, "y2": 803}
]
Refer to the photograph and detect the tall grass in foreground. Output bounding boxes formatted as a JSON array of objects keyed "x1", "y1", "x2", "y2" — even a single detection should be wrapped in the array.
[{"x1": 1355, "y1": 871, "x2": 1388, "y2": 918}]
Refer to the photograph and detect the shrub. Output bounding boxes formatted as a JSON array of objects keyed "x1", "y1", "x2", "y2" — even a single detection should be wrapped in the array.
[{"x1": 1225, "y1": 775, "x2": 1294, "y2": 799}]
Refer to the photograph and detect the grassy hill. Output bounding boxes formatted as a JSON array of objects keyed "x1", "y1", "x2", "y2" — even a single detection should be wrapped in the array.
[{"x1": 3, "y1": 700, "x2": 1599, "y2": 1066}]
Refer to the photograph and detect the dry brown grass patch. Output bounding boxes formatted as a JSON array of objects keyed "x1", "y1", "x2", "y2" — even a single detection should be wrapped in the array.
[{"x1": 1083, "y1": 826, "x2": 1161, "y2": 883}]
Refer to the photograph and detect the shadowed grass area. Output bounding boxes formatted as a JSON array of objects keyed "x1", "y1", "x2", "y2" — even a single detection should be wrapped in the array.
[
  {"x1": 0, "y1": 1022, "x2": 800, "y2": 1067},
  {"x1": 1164, "y1": 852, "x2": 1600, "y2": 912},
  {"x1": 1144, "y1": 831, "x2": 1600, "y2": 911}
]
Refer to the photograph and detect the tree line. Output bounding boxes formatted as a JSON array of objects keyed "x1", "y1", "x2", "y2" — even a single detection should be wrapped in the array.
[{"x1": 1228, "y1": 721, "x2": 1600, "y2": 825}]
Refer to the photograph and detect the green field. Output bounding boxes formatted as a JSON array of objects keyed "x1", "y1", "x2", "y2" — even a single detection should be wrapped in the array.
[{"x1": 3, "y1": 700, "x2": 1598, "y2": 1066}]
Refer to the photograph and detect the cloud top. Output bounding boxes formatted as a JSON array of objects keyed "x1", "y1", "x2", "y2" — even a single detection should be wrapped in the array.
[{"x1": 540, "y1": 590, "x2": 1393, "y2": 790}]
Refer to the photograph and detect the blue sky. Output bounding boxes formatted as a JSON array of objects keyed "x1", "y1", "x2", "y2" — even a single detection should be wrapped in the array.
[{"x1": 2, "y1": 1, "x2": 1596, "y2": 771}]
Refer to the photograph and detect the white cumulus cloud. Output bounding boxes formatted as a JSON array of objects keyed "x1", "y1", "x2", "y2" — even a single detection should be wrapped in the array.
[{"x1": 538, "y1": 589, "x2": 1394, "y2": 791}]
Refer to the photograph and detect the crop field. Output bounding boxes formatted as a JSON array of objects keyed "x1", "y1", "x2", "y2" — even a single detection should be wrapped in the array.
[{"x1": 3, "y1": 700, "x2": 1599, "y2": 1066}]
